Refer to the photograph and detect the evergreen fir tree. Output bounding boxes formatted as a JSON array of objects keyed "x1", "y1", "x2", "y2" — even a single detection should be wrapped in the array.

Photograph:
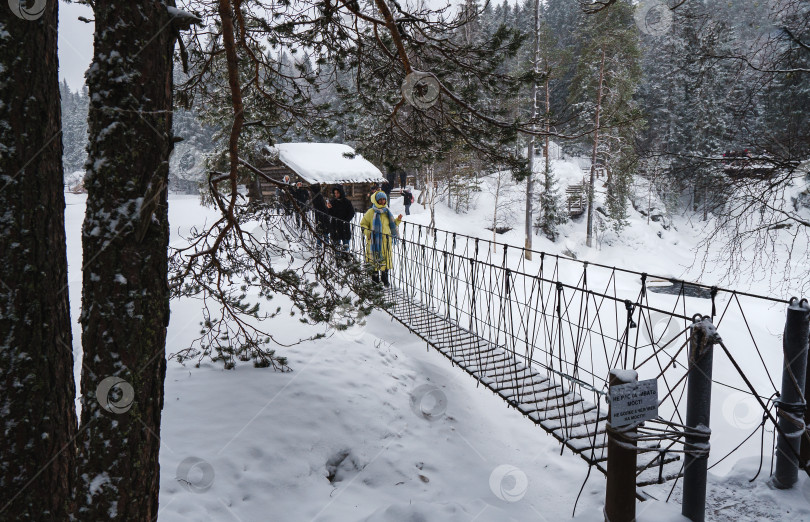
[
  {"x1": 59, "y1": 80, "x2": 89, "y2": 176},
  {"x1": 532, "y1": 0, "x2": 570, "y2": 241},
  {"x1": 536, "y1": 158, "x2": 565, "y2": 240},
  {"x1": 570, "y1": 0, "x2": 642, "y2": 239}
]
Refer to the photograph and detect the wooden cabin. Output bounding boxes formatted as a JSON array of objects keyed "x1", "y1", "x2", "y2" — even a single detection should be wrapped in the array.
[{"x1": 249, "y1": 143, "x2": 387, "y2": 209}]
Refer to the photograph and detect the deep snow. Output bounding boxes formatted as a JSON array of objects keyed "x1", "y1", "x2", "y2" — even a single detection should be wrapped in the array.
[{"x1": 62, "y1": 164, "x2": 810, "y2": 520}]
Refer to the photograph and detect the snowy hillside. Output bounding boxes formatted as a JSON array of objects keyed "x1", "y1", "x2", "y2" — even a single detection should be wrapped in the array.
[{"x1": 386, "y1": 159, "x2": 809, "y2": 297}]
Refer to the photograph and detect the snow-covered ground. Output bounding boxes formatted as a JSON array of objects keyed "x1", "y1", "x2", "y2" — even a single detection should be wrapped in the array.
[{"x1": 63, "y1": 172, "x2": 810, "y2": 521}]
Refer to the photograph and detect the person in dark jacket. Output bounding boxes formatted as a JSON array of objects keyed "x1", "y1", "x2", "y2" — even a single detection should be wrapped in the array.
[
  {"x1": 327, "y1": 185, "x2": 355, "y2": 252},
  {"x1": 385, "y1": 167, "x2": 396, "y2": 198},
  {"x1": 366, "y1": 185, "x2": 380, "y2": 210},
  {"x1": 402, "y1": 187, "x2": 413, "y2": 216},
  {"x1": 276, "y1": 174, "x2": 292, "y2": 214},
  {"x1": 382, "y1": 180, "x2": 392, "y2": 199},
  {"x1": 310, "y1": 184, "x2": 330, "y2": 245},
  {"x1": 292, "y1": 181, "x2": 309, "y2": 226}
]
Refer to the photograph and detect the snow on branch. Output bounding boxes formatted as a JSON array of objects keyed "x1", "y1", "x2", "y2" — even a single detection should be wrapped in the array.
[{"x1": 167, "y1": 6, "x2": 202, "y2": 29}]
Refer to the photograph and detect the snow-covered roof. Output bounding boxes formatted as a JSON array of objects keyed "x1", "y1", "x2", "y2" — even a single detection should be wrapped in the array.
[{"x1": 263, "y1": 143, "x2": 386, "y2": 184}]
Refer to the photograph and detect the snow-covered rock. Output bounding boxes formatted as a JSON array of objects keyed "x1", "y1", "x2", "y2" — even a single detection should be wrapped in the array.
[
  {"x1": 631, "y1": 177, "x2": 671, "y2": 230},
  {"x1": 64, "y1": 170, "x2": 85, "y2": 193}
]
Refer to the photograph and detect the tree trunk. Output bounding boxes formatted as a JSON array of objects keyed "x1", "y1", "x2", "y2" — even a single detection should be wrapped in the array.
[
  {"x1": 427, "y1": 167, "x2": 436, "y2": 233},
  {"x1": 703, "y1": 183, "x2": 709, "y2": 221},
  {"x1": 544, "y1": 73, "x2": 551, "y2": 183},
  {"x1": 542, "y1": 66, "x2": 553, "y2": 238},
  {"x1": 586, "y1": 49, "x2": 606, "y2": 248},
  {"x1": 74, "y1": 1, "x2": 178, "y2": 518},
  {"x1": 0, "y1": 3, "x2": 77, "y2": 518},
  {"x1": 525, "y1": 0, "x2": 542, "y2": 261},
  {"x1": 493, "y1": 172, "x2": 501, "y2": 252}
]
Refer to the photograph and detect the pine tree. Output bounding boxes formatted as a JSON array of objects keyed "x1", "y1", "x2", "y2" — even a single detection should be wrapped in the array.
[
  {"x1": 569, "y1": 0, "x2": 642, "y2": 242},
  {"x1": 536, "y1": 156, "x2": 565, "y2": 241},
  {"x1": 543, "y1": 0, "x2": 584, "y2": 121},
  {"x1": 522, "y1": 0, "x2": 541, "y2": 257},
  {"x1": 637, "y1": 1, "x2": 739, "y2": 217},
  {"x1": 533, "y1": 0, "x2": 569, "y2": 241},
  {"x1": 74, "y1": 2, "x2": 197, "y2": 518},
  {"x1": 59, "y1": 80, "x2": 89, "y2": 177},
  {"x1": 0, "y1": 3, "x2": 77, "y2": 518}
]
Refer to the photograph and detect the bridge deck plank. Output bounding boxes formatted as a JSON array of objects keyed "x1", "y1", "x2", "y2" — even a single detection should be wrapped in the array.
[{"x1": 383, "y1": 287, "x2": 680, "y2": 488}]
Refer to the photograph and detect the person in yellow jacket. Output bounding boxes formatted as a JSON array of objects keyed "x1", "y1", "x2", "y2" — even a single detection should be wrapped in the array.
[{"x1": 360, "y1": 191, "x2": 402, "y2": 287}]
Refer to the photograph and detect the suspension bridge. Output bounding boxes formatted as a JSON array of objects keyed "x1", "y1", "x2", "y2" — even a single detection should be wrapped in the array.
[
  {"x1": 269, "y1": 202, "x2": 810, "y2": 512},
  {"x1": 386, "y1": 288, "x2": 684, "y2": 487}
]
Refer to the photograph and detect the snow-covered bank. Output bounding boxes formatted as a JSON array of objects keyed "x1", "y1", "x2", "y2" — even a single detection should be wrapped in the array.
[
  {"x1": 62, "y1": 192, "x2": 810, "y2": 521},
  {"x1": 157, "y1": 309, "x2": 612, "y2": 521},
  {"x1": 65, "y1": 193, "x2": 608, "y2": 520}
]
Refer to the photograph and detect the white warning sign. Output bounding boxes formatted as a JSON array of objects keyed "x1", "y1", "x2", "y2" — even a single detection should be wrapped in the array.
[{"x1": 609, "y1": 378, "x2": 658, "y2": 428}]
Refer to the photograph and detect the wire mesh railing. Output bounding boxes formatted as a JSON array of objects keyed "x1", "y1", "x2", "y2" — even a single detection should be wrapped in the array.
[{"x1": 268, "y1": 200, "x2": 809, "y2": 491}]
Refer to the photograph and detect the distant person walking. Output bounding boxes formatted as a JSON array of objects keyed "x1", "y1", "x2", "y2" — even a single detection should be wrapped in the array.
[
  {"x1": 327, "y1": 185, "x2": 355, "y2": 253},
  {"x1": 360, "y1": 191, "x2": 402, "y2": 287},
  {"x1": 292, "y1": 181, "x2": 308, "y2": 226},
  {"x1": 402, "y1": 187, "x2": 413, "y2": 216}
]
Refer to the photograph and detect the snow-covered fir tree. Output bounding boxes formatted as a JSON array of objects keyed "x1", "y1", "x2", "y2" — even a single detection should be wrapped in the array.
[
  {"x1": 59, "y1": 80, "x2": 89, "y2": 179},
  {"x1": 570, "y1": 0, "x2": 642, "y2": 238}
]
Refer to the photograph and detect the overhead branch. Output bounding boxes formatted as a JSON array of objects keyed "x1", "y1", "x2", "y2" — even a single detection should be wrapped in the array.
[{"x1": 371, "y1": 0, "x2": 413, "y2": 73}]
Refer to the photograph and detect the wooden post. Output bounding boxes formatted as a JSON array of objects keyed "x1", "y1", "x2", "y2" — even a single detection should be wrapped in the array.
[
  {"x1": 775, "y1": 299, "x2": 810, "y2": 488},
  {"x1": 682, "y1": 318, "x2": 717, "y2": 522},
  {"x1": 605, "y1": 369, "x2": 638, "y2": 522},
  {"x1": 801, "y1": 300, "x2": 810, "y2": 474}
]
